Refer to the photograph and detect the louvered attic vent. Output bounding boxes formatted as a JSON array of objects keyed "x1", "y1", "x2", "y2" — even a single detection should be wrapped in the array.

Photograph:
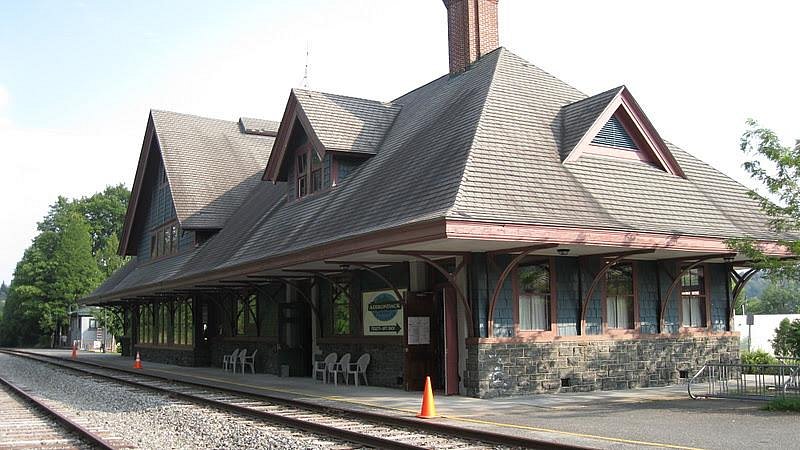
[{"x1": 591, "y1": 116, "x2": 639, "y2": 150}]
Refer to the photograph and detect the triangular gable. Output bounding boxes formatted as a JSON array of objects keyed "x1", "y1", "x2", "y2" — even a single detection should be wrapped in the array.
[
  {"x1": 560, "y1": 86, "x2": 623, "y2": 160},
  {"x1": 118, "y1": 113, "x2": 172, "y2": 256},
  {"x1": 561, "y1": 86, "x2": 685, "y2": 178},
  {"x1": 263, "y1": 89, "x2": 401, "y2": 182},
  {"x1": 263, "y1": 90, "x2": 328, "y2": 182}
]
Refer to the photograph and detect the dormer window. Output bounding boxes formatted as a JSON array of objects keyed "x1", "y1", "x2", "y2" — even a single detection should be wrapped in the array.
[
  {"x1": 297, "y1": 153, "x2": 308, "y2": 197},
  {"x1": 296, "y1": 146, "x2": 323, "y2": 198},
  {"x1": 560, "y1": 86, "x2": 685, "y2": 178}
]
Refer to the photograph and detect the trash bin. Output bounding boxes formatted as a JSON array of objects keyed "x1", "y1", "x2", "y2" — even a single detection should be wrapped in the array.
[{"x1": 280, "y1": 364, "x2": 290, "y2": 377}]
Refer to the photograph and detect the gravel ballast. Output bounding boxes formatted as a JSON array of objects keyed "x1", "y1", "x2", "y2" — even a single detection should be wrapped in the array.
[{"x1": 0, "y1": 353, "x2": 339, "y2": 449}]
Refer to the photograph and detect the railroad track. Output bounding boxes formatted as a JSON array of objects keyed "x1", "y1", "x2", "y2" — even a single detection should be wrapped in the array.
[
  {"x1": 1, "y1": 349, "x2": 590, "y2": 450},
  {"x1": 0, "y1": 374, "x2": 125, "y2": 449}
]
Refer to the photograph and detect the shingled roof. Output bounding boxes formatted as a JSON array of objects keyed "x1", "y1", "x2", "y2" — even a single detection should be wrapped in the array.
[
  {"x1": 119, "y1": 110, "x2": 277, "y2": 255},
  {"x1": 152, "y1": 110, "x2": 275, "y2": 229},
  {"x1": 294, "y1": 89, "x2": 401, "y2": 154},
  {"x1": 560, "y1": 86, "x2": 623, "y2": 160},
  {"x1": 87, "y1": 47, "x2": 783, "y2": 304}
]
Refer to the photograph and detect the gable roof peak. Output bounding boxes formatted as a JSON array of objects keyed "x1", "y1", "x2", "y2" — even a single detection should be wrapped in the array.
[
  {"x1": 118, "y1": 109, "x2": 276, "y2": 255},
  {"x1": 263, "y1": 88, "x2": 403, "y2": 181},
  {"x1": 560, "y1": 85, "x2": 685, "y2": 177}
]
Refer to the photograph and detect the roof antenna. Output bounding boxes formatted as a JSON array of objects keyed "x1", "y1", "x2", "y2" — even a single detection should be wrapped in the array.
[{"x1": 302, "y1": 41, "x2": 311, "y2": 89}]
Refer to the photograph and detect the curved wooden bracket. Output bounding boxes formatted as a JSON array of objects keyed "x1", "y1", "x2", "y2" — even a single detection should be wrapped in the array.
[
  {"x1": 487, "y1": 244, "x2": 559, "y2": 337},
  {"x1": 580, "y1": 255, "x2": 627, "y2": 335},
  {"x1": 326, "y1": 261, "x2": 407, "y2": 309},
  {"x1": 205, "y1": 290, "x2": 234, "y2": 325},
  {"x1": 99, "y1": 305, "x2": 124, "y2": 326},
  {"x1": 287, "y1": 271, "x2": 353, "y2": 308},
  {"x1": 376, "y1": 252, "x2": 476, "y2": 337},
  {"x1": 413, "y1": 254, "x2": 475, "y2": 336},
  {"x1": 284, "y1": 270, "x2": 358, "y2": 327},
  {"x1": 251, "y1": 283, "x2": 284, "y2": 305},
  {"x1": 659, "y1": 255, "x2": 728, "y2": 333},
  {"x1": 730, "y1": 267, "x2": 759, "y2": 312},
  {"x1": 258, "y1": 277, "x2": 323, "y2": 333}
]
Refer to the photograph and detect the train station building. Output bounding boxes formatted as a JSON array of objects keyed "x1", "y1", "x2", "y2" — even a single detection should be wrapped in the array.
[{"x1": 83, "y1": 0, "x2": 789, "y2": 397}]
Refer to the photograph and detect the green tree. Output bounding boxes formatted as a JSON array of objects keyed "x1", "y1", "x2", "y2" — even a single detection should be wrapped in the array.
[
  {"x1": 96, "y1": 233, "x2": 127, "y2": 278},
  {"x1": 0, "y1": 184, "x2": 130, "y2": 347},
  {"x1": 76, "y1": 184, "x2": 130, "y2": 256},
  {"x1": 728, "y1": 120, "x2": 800, "y2": 278},
  {"x1": 0, "y1": 281, "x2": 8, "y2": 320},
  {"x1": 771, "y1": 318, "x2": 800, "y2": 358},
  {"x1": 44, "y1": 212, "x2": 103, "y2": 344},
  {"x1": 745, "y1": 281, "x2": 800, "y2": 314}
]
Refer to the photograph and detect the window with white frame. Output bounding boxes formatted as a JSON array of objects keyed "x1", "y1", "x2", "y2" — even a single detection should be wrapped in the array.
[
  {"x1": 681, "y1": 267, "x2": 706, "y2": 327},
  {"x1": 517, "y1": 263, "x2": 551, "y2": 331},
  {"x1": 606, "y1": 264, "x2": 634, "y2": 329}
]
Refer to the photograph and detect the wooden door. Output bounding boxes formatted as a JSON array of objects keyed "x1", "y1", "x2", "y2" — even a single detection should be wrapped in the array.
[
  {"x1": 279, "y1": 302, "x2": 312, "y2": 376},
  {"x1": 404, "y1": 292, "x2": 439, "y2": 391}
]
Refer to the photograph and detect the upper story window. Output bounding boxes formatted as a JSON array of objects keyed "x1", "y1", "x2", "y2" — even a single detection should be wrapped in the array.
[
  {"x1": 606, "y1": 264, "x2": 634, "y2": 329},
  {"x1": 296, "y1": 147, "x2": 324, "y2": 199},
  {"x1": 150, "y1": 223, "x2": 181, "y2": 259},
  {"x1": 517, "y1": 263, "x2": 551, "y2": 331},
  {"x1": 681, "y1": 267, "x2": 706, "y2": 328}
]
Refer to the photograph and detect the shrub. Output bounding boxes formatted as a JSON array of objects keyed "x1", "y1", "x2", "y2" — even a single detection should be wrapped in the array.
[
  {"x1": 741, "y1": 350, "x2": 778, "y2": 365},
  {"x1": 763, "y1": 397, "x2": 800, "y2": 412},
  {"x1": 741, "y1": 350, "x2": 778, "y2": 374}
]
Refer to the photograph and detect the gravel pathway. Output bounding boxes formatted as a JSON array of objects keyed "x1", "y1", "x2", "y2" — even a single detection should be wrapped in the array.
[{"x1": 0, "y1": 353, "x2": 342, "y2": 449}]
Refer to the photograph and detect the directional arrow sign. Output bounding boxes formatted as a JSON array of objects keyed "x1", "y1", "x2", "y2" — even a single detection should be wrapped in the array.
[{"x1": 369, "y1": 323, "x2": 401, "y2": 333}]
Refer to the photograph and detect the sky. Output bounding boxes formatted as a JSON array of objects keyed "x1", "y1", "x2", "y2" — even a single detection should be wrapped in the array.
[{"x1": 0, "y1": 0, "x2": 798, "y2": 285}]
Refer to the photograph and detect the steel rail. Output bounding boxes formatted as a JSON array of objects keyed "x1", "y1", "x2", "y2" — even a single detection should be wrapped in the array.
[
  {"x1": 1, "y1": 350, "x2": 421, "y2": 450},
  {"x1": 2, "y1": 348, "x2": 591, "y2": 450},
  {"x1": 0, "y1": 374, "x2": 119, "y2": 450}
]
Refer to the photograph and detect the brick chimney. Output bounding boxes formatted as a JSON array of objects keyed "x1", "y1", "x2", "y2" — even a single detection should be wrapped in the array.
[{"x1": 443, "y1": 0, "x2": 499, "y2": 74}]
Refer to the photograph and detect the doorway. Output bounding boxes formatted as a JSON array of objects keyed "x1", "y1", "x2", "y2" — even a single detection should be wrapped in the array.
[
  {"x1": 403, "y1": 288, "x2": 459, "y2": 394},
  {"x1": 278, "y1": 301, "x2": 312, "y2": 376}
]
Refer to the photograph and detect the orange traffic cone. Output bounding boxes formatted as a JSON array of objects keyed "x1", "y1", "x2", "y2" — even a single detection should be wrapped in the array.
[
  {"x1": 417, "y1": 376, "x2": 437, "y2": 419},
  {"x1": 133, "y1": 352, "x2": 143, "y2": 369},
  {"x1": 71, "y1": 343, "x2": 77, "y2": 360}
]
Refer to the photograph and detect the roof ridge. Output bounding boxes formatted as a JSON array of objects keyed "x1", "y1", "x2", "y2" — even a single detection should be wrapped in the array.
[
  {"x1": 292, "y1": 88, "x2": 398, "y2": 107},
  {"x1": 150, "y1": 109, "x2": 240, "y2": 124},
  {"x1": 151, "y1": 109, "x2": 279, "y2": 127},
  {"x1": 563, "y1": 85, "x2": 624, "y2": 108}
]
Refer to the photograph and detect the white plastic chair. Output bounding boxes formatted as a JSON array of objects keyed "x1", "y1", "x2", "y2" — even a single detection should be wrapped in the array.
[
  {"x1": 313, "y1": 352, "x2": 337, "y2": 383},
  {"x1": 328, "y1": 353, "x2": 350, "y2": 386},
  {"x1": 223, "y1": 348, "x2": 240, "y2": 372},
  {"x1": 241, "y1": 349, "x2": 257, "y2": 374},
  {"x1": 347, "y1": 353, "x2": 371, "y2": 386},
  {"x1": 235, "y1": 349, "x2": 248, "y2": 374}
]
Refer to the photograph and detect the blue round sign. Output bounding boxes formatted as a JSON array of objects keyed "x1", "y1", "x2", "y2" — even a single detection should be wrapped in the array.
[{"x1": 368, "y1": 292, "x2": 401, "y2": 321}]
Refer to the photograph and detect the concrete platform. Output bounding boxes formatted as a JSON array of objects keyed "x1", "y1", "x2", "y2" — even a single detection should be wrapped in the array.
[{"x1": 18, "y1": 349, "x2": 797, "y2": 450}]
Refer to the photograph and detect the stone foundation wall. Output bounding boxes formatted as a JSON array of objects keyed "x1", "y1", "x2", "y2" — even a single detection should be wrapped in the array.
[
  {"x1": 317, "y1": 342, "x2": 404, "y2": 388},
  {"x1": 133, "y1": 345, "x2": 197, "y2": 366},
  {"x1": 466, "y1": 335, "x2": 740, "y2": 398}
]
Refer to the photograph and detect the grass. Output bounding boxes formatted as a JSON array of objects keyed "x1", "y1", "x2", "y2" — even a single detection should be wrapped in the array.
[{"x1": 762, "y1": 397, "x2": 800, "y2": 412}]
